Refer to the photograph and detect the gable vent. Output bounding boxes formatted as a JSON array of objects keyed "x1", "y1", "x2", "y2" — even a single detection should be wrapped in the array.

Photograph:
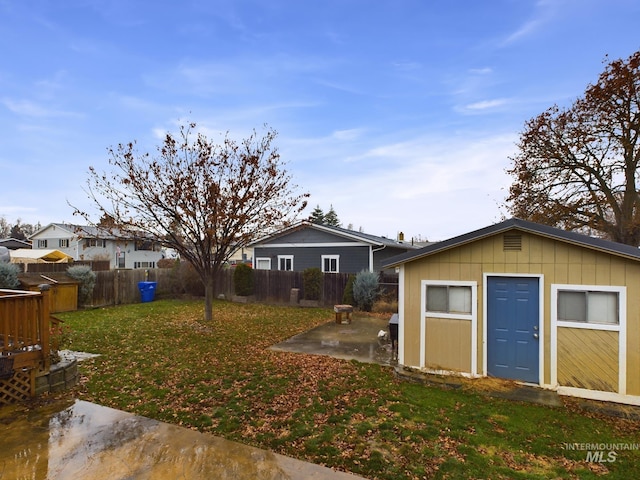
[{"x1": 503, "y1": 233, "x2": 522, "y2": 251}]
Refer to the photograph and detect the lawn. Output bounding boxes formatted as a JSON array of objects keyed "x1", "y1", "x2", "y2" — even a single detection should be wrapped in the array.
[{"x1": 56, "y1": 299, "x2": 640, "y2": 479}]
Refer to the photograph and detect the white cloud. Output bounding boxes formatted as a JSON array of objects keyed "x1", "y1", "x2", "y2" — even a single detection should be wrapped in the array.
[
  {"x1": 463, "y1": 99, "x2": 508, "y2": 111},
  {"x1": 2, "y1": 98, "x2": 81, "y2": 118},
  {"x1": 332, "y1": 128, "x2": 365, "y2": 141},
  {"x1": 294, "y1": 130, "x2": 518, "y2": 240}
]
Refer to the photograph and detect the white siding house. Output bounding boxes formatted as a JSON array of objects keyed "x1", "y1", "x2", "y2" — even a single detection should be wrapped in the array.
[{"x1": 29, "y1": 223, "x2": 164, "y2": 269}]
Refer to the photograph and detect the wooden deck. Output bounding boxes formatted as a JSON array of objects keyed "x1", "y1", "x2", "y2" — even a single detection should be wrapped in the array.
[{"x1": 0, "y1": 288, "x2": 52, "y2": 402}]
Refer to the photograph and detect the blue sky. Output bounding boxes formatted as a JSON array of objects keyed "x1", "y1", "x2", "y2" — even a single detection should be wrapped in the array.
[{"x1": 1, "y1": 0, "x2": 639, "y2": 241}]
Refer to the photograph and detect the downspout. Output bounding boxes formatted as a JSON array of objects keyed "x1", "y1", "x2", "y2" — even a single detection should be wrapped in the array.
[{"x1": 370, "y1": 244, "x2": 386, "y2": 272}]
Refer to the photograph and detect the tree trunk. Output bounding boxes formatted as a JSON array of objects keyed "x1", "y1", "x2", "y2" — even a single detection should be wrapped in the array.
[{"x1": 204, "y1": 278, "x2": 215, "y2": 322}]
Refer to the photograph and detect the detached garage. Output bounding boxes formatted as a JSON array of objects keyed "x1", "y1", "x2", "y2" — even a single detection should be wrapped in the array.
[{"x1": 383, "y1": 218, "x2": 640, "y2": 406}]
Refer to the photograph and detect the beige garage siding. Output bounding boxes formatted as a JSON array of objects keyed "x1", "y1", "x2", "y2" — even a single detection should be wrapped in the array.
[
  {"x1": 557, "y1": 327, "x2": 618, "y2": 392},
  {"x1": 425, "y1": 317, "x2": 471, "y2": 373},
  {"x1": 401, "y1": 229, "x2": 640, "y2": 397}
]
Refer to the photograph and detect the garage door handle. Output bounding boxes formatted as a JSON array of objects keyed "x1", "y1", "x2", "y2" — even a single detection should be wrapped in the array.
[{"x1": 533, "y1": 333, "x2": 539, "y2": 339}]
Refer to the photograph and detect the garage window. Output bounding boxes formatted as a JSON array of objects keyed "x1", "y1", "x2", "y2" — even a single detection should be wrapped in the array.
[
  {"x1": 557, "y1": 289, "x2": 619, "y2": 325},
  {"x1": 426, "y1": 284, "x2": 472, "y2": 315}
]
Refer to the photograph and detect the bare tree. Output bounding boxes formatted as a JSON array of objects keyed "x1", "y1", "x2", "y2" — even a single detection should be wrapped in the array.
[
  {"x1": 0, "y1": 217, "x2": 10, "y2": 238},
  {"x1": 76, "y1": 122, "x2": 308, "y2": 321},
  {"x1": 506, "y1": 50, "x2": 640, "y2": 245}
]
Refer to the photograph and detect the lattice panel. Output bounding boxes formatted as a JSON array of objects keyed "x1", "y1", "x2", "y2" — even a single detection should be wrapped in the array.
[{"x1": 0, "y1": 371, "x2": 32, "y2": 405}]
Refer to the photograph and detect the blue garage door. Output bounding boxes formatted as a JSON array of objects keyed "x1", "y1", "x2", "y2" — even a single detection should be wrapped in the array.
[{"x1": 487, "y1": 277, "x2": 539, "y2": 383}]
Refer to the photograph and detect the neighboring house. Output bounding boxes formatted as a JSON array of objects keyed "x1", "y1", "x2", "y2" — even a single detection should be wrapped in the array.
[
  {"x1": 228, "y1": 245, "x2": 253, "y2": 266},
  {"x1": 250, "y1": 221, "x2": 418, "y2": 274},
  {"x1": 0, "y1": 237, "x2": 32, "y2": 250},
  {"x1": 29, "y1": 223, "x2": 164, "y2": 270},
  {"x1": 383, "y1": 218, "x2": 640, "y2": 406}
]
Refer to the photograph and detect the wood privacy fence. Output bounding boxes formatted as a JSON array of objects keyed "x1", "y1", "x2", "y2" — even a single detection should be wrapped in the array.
[
  {"x1": 89, "y1": 268, "x2": 399, "y2": 307},
  {"x1": 16, "y1": 261, "x2": 111, "y2": 273}
]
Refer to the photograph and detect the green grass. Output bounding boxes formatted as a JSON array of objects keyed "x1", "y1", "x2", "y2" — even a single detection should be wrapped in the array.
[{"x1": 56, "y1": 299, "x2": 640, "y2": 479}]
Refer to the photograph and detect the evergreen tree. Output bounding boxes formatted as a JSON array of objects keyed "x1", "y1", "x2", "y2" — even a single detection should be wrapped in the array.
[
  {"x1": 10, "y1": 222, "x2": 26, "y2": 240},
  {"x1": 309, "y1": 204, "x2": 325, "y2": 224},
  {"x1": 323, "y1": 204, "x2": 341, "y2": 227}
]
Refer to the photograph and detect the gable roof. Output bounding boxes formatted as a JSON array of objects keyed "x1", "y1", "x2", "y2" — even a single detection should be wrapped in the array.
[
  {"x1": 0, "y1": 238, "x2": 32, "y2": 249},
  {"x1": 383, "y1": 217, "x2": 640, "y2": 268},
  {"x1": 31, "y1": 223, "x2": 153, "y2": 241},
  {"x1": 251, "y1": 221, "x2": 417, "y2": 249}
]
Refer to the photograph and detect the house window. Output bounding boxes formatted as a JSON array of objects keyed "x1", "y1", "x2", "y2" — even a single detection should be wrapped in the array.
[
  {"x1": 321, "y1": 255, "x2": 339, "y2": 273},
  {"x1": 135, "y1": 239, "x2": 153, "y2": 251},
  {"x1": 37, "y1": 239, "x2": 48, "y2": 248},
  {"x1": 255, "y1": 258, "x2": 271, "y2": 270},
  {"x1": 59, "y1": 239, "x2": 69, "y2": 248},
  {"x1": 425, "y1": 284, "x2": 472, "y2": 315},
  {"x1": 86, "y1": 238, "x2": 106, "y2": 248},
  {"x1": 278, "y1": 255, "x2": 293, "y2": 271},
  {"x1": 134, "y1": 261, "x2": 155, "y2": 269},
  {"x1": 557, "y1": 289, "x2": 619, "y2": 325},
  {"x1": 117, "y1": 252, "x2": 126, "y2": 268}
]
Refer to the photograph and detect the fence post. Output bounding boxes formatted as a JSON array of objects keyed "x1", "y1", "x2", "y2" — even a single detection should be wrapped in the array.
[
  {"x1": 38, "y1": 284, "x2": 51, "y2": 377},
  {"x1": 114, "y1": 269, "x2": 120, "y2": 305}
]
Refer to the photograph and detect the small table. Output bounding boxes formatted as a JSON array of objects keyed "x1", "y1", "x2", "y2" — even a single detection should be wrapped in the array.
[{"x1": 334, "y1": 304, "x2": 353, "y2": 324}]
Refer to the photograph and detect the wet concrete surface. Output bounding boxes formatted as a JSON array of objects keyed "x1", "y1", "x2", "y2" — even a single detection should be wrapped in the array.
[
  {"x1": 0, "y1": 399, "x2": 366, "y2": 480},
  {"x1": 270, "y1": 315, "x2": 395, "y2": 365}
]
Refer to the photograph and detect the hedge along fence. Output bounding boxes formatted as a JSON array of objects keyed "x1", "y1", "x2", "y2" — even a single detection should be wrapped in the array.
[{"x1": 89, "y1": 266, "x2": 397, "y2": 308}]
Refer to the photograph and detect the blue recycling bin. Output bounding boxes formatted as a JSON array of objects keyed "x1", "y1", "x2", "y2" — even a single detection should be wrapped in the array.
[{"x1": 138, "y1": 281, "x2": 157, "y2": 303}]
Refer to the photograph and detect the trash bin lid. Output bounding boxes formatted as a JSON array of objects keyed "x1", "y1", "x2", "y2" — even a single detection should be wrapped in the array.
[{"x1": 389, "y1": 313, "x2": 399, "y2": 325}]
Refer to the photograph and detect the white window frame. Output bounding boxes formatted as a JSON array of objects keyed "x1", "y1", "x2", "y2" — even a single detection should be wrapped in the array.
[
  {"x1": 255, "y1": 257, "x2": 271, "y2": 270},
  {"x1": 37, "y1": 239, "x2": 48, "y2": 248},
  {"x1": 59, "y1": 239, "x2": 70, "y2": 248},
  {"x1": 277, "y1": 255, "x2": 294, "y2": 271},
  {"x1": 423, "y1": 280, "x2": 475, "y2": 321},
  {"x1": 420, "y1": 280, "x2": 478, "y2": 374},
  {"x1": 550, "y1": 283, "x2": 627, "y2": 396},
  {"x1": 321, "y1": 255, "x2": 339, "y2": 273},
  {"x1": 117, "y1": 252, "x2": 126, "y2": 268},
  {"x1": 551, "y1": 284, "x2": 624, "y2": 331}
]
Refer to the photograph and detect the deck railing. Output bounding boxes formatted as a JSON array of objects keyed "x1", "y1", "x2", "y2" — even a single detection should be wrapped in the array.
[{"x1": 0, "y1": 288, "x2": 50, "y2": 371}]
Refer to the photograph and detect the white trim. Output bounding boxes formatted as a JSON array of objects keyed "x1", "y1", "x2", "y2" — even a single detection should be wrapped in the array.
[
  {"x1": 321, "y1": 254, "x2": 340, "y2": 273},
  {"x1": 483, "y1": 273, "x2": 544, "y2": 385},
  {"x1": 420, "y1": 281, "x2": 426, "y2": 369},
  {"x1": 550, "y1": 284, "x2": 626, "y2": 395},
  {"x1": 398, "y1": 264, "x2": 405, "y2": 365},
  {"x1": 249, "y1": 221, "x2": 384, "y2": 247},
  {"x1": 257, "y1": 242, "x2": 370, "y2": 248},
  {"x1": 558, "y1": 386, "x2": 640, "y2": 406},
  {"x1": 414, "y1": 367, "x2": 476, "y2": 379},
  {"x1": 277, "y1": 255, "x2": 294, "y2": 271},
  {"x1": 421, "y1": 280, "x2": 478, "y2": 375},
  {"x1": 254, "y1": 257, "x2": 271, "y2": 270}
]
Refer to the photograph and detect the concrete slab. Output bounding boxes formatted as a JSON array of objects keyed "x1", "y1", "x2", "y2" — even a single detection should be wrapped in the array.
[
  {"x1": 270, "y1": 315, "x2": 395, "y2": 365},
  {"x1": 0, "y1": 399, "x2": 366, "y2": 480}
]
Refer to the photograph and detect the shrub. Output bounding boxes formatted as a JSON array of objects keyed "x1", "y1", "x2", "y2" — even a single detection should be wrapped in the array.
[
  {"x1": 180, "y1": 261, "x2": 205, "y2": 296},
  {"x1": 342, "y1": 274, "x2": 355, "y2": 305},
  {"x1": 67, "y1": 265, "x2": 97, "y2": 306},
  {"x1": 302, "y1": 267, "x2": 322, "y2": 300},
  {"x1": 157, "y1": 258, "x2": 178, "y2": 269},
  {"x1": 0, "y1": 263, "x2": 20, "y2": 289},
  {"x1": 353, "y1": 270, "x2": 379, "y2": 312},
  {"x1": 233, "y1": 263, "x2": 254, "y2": 296}
]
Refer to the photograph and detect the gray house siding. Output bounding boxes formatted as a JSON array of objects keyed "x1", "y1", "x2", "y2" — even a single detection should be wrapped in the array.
[
  {"x1": 261, "y1": 228, "x2": 359, "y2": 245},
  {"x1": 254, "y1": 245, "x2": 370, "y2": 273},
  {"x1": 372, "y1": 246, "x2": 410, "y2": 273}
]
